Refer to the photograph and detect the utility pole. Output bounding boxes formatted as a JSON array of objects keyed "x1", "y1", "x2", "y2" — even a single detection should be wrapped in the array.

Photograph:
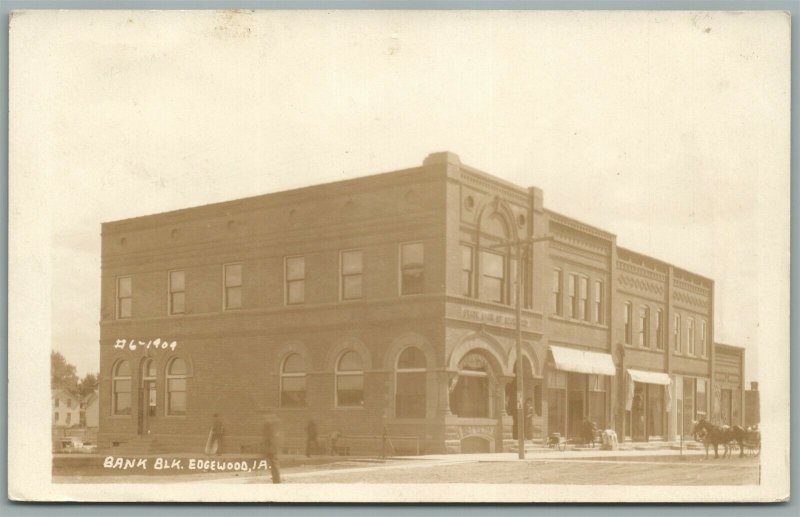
[{"x1": 492, "y1": 235, "x2": 552, "y2": 460}]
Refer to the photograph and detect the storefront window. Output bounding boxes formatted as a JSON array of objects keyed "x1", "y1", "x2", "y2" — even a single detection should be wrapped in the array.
[
  {"x1": 696, "y1": 378, "x2": 707, "y2": 420},
  {"x1": 547, "y1": 371, "x2": 567, "y2": 435},
  {"x1": 451, "y1": 353, "x2": 492, "y2": 418},
  {"x1": 112, "y1": 360, "x2": 131, "y2": 415},
  {"x1": 395, "y1": 346, "x2": 426, "y2": 418},
  {"x1": 336, "y1": 351, "x2": 364, "y2": 407},
  {"x1": 647, "y1": 384, "x2": 664, "y2": 438},
  {"x1": 683, "y1": 377, "x2": 695, "y2": 436},
  {"x1": 280, "y1": 353, "x2": 306, "y2": 408},
  {"x1": 587, "y1": 374, "x2": 606, "y2": 429}
]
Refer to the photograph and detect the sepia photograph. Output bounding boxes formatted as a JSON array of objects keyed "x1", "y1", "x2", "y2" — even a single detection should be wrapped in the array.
[{"x1": 8, "y1": 9, "x2": 790, "y2": 503}]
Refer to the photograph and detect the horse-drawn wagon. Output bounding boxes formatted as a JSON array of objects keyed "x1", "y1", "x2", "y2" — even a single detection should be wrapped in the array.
[{"x1": 741, "y1": 427, "x2": 760, "y2": 457}]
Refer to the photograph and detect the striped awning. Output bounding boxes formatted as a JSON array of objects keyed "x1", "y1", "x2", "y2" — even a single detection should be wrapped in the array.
[{"x1": 549, "y1": 346, "x2": 616, "y2": 376}]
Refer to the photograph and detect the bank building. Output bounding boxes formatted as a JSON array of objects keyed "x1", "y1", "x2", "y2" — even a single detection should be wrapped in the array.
[{"x1": 98, "y1": 152, "x2": 717, "y2": 455}]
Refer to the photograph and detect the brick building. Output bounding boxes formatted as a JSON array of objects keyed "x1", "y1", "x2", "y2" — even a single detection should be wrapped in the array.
[
  {"x1": 98, "y1": 151, "x2": 715, "y2": 454},
  {"x1": 711, "y1": 343, "x2": 745, "y2": 428}
]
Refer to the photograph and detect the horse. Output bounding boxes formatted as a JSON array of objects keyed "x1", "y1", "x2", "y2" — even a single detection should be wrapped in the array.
[{"x1": 692, "y1": 419, "x2": 745, "y2": 459}]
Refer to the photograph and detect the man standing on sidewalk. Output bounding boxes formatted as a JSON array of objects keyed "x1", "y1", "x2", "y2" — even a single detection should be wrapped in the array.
[
  {"x1": 262, "y1": 413, "x2": 281, "y2": 483},
  {"x1": 305, "y1": 419, "x2": 318, "y2": 458}
]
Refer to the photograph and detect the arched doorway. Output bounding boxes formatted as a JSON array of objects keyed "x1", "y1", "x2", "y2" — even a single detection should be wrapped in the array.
[{"x1": 137, "y1": 358, "x2": 157, "y2": 435}]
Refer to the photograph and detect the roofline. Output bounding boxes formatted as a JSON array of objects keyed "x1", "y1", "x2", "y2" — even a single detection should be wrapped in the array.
[
  {"x1": 617, "y1": 245, "x2": 713, "y2": 284},
  {"x1": 102, "y1": 162, "x2": 433, "y2": 232},
  {"x1": 545, "y1": 208, "x2": 616, "y2": 241},
  {"x1": 715, "y1": 342, "x2": 746, "y2": 350}
]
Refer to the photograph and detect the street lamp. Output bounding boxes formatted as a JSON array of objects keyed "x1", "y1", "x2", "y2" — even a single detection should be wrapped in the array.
[{"x1": 490, "y1": 234, "x2": 553, "y2": 459}]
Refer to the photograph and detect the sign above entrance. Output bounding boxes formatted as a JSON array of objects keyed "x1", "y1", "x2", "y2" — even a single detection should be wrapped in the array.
[{"x1": 460, "y1": 308, "x2": 531, "y2": 329}]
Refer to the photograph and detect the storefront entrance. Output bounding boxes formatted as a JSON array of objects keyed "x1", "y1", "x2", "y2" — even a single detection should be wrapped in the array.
[{"x1": 625, "y1": 368, "x2": 671, "y2": 441}]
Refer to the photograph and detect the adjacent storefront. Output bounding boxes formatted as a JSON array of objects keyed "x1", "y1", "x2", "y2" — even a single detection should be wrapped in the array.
[
  {"x1": 625, "y1": 369, "x2": 670, "y2": 441},
  {"x1": 546, "y1": 346, "x2": 615, "y2": 438}
]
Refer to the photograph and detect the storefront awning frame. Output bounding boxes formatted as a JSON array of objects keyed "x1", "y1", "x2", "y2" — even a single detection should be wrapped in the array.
[
  {"x1": 627, "y1": 368, "x2": 671, "y2": 385},
  {"x1": 548, "y1": 345, "x2": 616, "y2": 376}
]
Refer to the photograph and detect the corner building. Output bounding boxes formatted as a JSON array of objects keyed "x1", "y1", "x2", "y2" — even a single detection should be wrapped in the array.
[{"x1": 98, "y1": 152, "x2": 714, "y2": 454}]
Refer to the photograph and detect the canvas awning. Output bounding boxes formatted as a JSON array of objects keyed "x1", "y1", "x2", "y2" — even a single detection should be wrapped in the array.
[
  {"x1": 627, "y1": 368, "x2": 671, "y2": 385},
  {"x1": 549, "y1": 346, "x2": 616, "y2": 376}
]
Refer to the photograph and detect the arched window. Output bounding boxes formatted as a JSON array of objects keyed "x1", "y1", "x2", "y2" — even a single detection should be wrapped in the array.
[
  {"x1": 450, "y1": 353, "x2": 492, "y2": 418},
  {"x1": 142, "y1": 359, "x2": 157, "y2": 417},
  {"x1": 336, "y1": 351, "x2": 364, "y2": 407},
  {"x1": 280, "y1": 353, "x2": 306, "y2": 408},
  {"x1": 112, "y1": 360, "x2": 131, "y2": 415},
  {"x1": 395, "y1": 347, "x2": 426, "y2": 418},
  {"x1": 166, "y1": 357, "x2": 188, "y2": 416}
]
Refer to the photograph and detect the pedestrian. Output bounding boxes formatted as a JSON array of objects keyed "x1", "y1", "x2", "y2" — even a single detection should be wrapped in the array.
[
  {"x1": 261, "y1": 413, "x2": 281, "y2": 483},
  {"x1": 524, "y1": 398, "x2": 534, "y2": 441},
  {"x1": 305, "y1": 419, "x2": 318, "y2": 458},
  {"x1": 205, "y1": 413, "x2": 225, "y2": 455},
  {"x1": 329, "y1": 430, "x2": 342, "y2": 456}
]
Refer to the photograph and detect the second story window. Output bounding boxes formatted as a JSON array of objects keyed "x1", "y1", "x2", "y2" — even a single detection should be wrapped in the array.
[
  {"x1": 552, "y1": 269, "x2": 563, "y2": 315},
  {"x1": 674, "y1": 314, "x2": 682, "y2": 354},
  {"x1": 623, "y1": 302, "x2": 632, "y2": 345},
  {"x1": 169, "y1": 270, "x2": 185, "y2": 315},
  {"x1": 639, "y1": 306, "x2": 650, "y2": 347},
  {"x1": 400, "y1": 242, "x2": 424, "y2": 295},
  {"x1": 285, "y1": 256, "x2": 305, "y2": 305},
  {"x1": 593, "y1": 280, "x2": 604, "y2": 323},
  {"x1": 701, "y1": 320, "x2": 708, "y2": 357},
  {"x1": 687, "y1": 318, "x2": 695, "y2": 356},
  {"x1": 656, "y1": 309, "x2": 665, "y2": 350},
  {"x1": 461, "y1": 245, "x2": 474, "y2": 297},
  {"x1": 479, "y1": 250, "x2": 505, "y2": 304},
  {"x1": 223, "y1": 264, "x2": 242, "y2": 310},
  {"x1": 568, "y1": 274, "x2": 579, "y2": 318},
  {"x1": 341, "y1": 250, "x2": 363, "y2": 300},
  {"x1": 579, "y1": 276, "x2": 589, "y2": 320},
  {"x1": 117, "y1": 276, "x2": 132, "y2": 319}
]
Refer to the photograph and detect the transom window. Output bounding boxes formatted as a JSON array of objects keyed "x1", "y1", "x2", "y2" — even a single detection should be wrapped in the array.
[
  {"x1": 479, "y1": 250, "x2": 505, "y2": 304},
  {"x1": 285, "y1": 256, "x2": 305, "y2": 305},
  {"x1": 395, "y1": 346, "x2": 426, "y2": 418},
  {"x1": 400, "y1": 242, "x2": 424, "y2": 295},
  {"x1": 223, "y1": 264, "x2": 242, "y2": 310},
  {"x1": 117, "y1": 277, "x2": 132, "y2": 319},
  {"x1": 169, "y1": 270, "x2": 185, "y2": 315},
  {"x1": 112, "y1": 360, "x2": 132, "y2": 415},
  {"x1": 166, "y1": 357, "x2": 188, "y2": 416},
  {"x1": 336, "y1": 351, "x2": 364, "y2": 407},
  {"x1": 280, "y1": 353, "x2": 306, "y2": 407},
  {"x1": 340, "y1": 250, "x2": 363, "y2": 300}
]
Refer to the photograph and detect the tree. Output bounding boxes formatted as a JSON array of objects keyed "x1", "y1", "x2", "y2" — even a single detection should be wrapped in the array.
[
  {"x1": 78, "y1": 373, "x2": 99, "y2": 398},
  {"x1": 51, "y1": 351, "x2": 78, "y2": 390}
]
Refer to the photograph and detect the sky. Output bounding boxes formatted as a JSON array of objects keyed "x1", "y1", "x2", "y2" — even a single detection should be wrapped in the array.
[{"x1": 11, "y1": 10, "x2": 790, "y2": 382}]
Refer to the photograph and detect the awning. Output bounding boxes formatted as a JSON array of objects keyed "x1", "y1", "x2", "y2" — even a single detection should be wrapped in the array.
[
  {"x1": 627, "y1": 368, "x2": 671, "y2": 385},
  {"x1": 549, "y1": 346, "x2": 616, "y2": 376}
]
